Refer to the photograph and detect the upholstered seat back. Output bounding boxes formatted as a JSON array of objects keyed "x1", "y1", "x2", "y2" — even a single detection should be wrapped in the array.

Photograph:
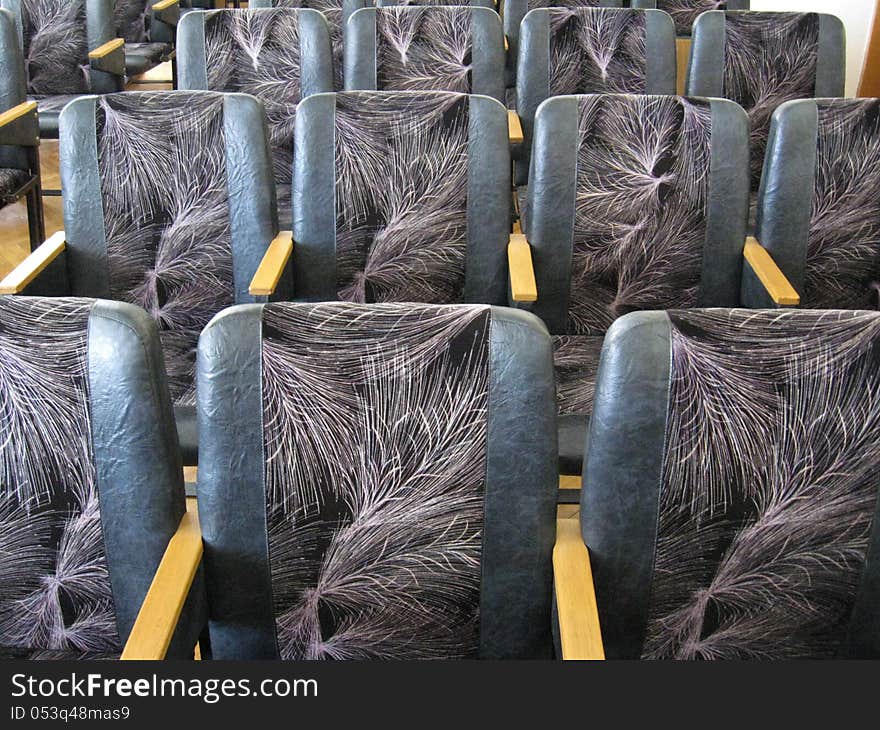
[
  {"x1": 748, "y1": 98, "x2": 880, "y2": 310},
  {"x1": 0, "y1": 0, "x2": 114, "y2": 96},
  {"x1": 58, "y1": 91, "x2": 284, "y2": 407},
  {"x1": 197, "y1": 302, "x2": 557, "y2": 659},
  {"x1": 584, "y1": 308, "x2": 880, "y2": 659},
  {"x1": 292, "y1": 91, "x2": 510, "y2": 304},
  {"x1": 687, "y1": 10, "x2": 845, "y2": 188},
  {"x1": 654, "y1": 0, "x2": 748, "y2": 37},
  {"x1": 114, "y1": 0, "x2": 150, "y2": 42},
  {"x1": 345, "y1": 7, "x2": 505, "y2": 103},
  {"x1": 0, "y1": 296, "x2": 203, "y2": 659},
  {"x1": 178, "y1": 8, "x2": 333, "y2": 225},
  {"x1": 516, "y1": 6, "x2": 674, "y2": 183}
]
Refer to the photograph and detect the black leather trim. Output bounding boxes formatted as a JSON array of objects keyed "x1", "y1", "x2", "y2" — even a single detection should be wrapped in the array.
[
  {"x1": 841, "y1": 481, "x2": 880, "y2": 658},
  {"x1": 344, "y1": 8, "x2": 376, "y2": 91},
  {"x1": 815, "y1": 13, "x2": 845, "y2": 97},
  {"x1": 480, "y1": 306, "x2": 557, "y2": 658},
  {"x1": 176, "y1": 9, "x2": 209, "y2": 90},
  {"x1": 470, "y1": 8, "x2": 505, "y2": 104},
  {"x1": 197, "y1": 304, "x2": 278, "y2": 660},
  {"x1": 299, "y1": 8, "x2": 334, "y2": 97},
  {"x1": 686, "y1": 10, "x2": 725, "y2": 97},
  {"x1": 581, "y1": 310, "x2": 671, "y2": 659},
  {"x1": 645, "y1": 9, "x2": 676, "y2": 94},
  {"x1": 558, "y1": 413, "x2": 588, "y2": 476},
  {"x1": 514, "y1": 8, "x2": 549, "y2": 186}
]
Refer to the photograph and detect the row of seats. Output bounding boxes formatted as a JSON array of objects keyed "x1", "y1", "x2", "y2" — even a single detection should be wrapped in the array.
[{"x1": 2, "y1": 295, "x2": 878, "y2": 660}]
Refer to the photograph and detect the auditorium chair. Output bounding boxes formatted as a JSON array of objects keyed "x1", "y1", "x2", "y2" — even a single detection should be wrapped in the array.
[
  {"x1": 195, "y1": 301, "x2": 558, "y2": 659},
  {"x1": 0, "y1": 91, "x2": 293, "y2": 466},
  {"x1": 0, "y1": 0, "x2": 125, "y2": 138},
  {"x1": 291, "y1": 90, "x2": 514, "y2": 306},
  {"x1": 559, "y1": 307, "x2": 880, "y2": 659},
  {"x1": 515, "y1": 6, "x2": 675, "y2": 184},
  {"x1": 0, "y1": 296, "x2": 205, "y2": 660},
  {"x1": 113, "y1": 0, "x2": 179, "y2": 79},
  {"x1": 745, "y1": 98, "x2": 880, "y2": 311},
  {"x1": 654, "y1": 1, "x2": 748, "y2": 37},
  {"x1": 0, "y1": 7, "x2": 44, "y2": 251},
  {"x1": 251, "y1": 0, "x2": 363, "y2": 90},
  {"x1": 178, "y1": 7, "x2": 333, "y2": 227},
  {"x1": 687, "y1": 10, "x2": 845, "y2": 193},
  {"x1": 514, "y1": 93, "x2": 798, "y2": 491}
]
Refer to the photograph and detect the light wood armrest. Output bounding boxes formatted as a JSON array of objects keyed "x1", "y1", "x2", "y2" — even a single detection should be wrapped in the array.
[
  {"x1": 0, "y1": 232, "x2": 66, "y2": 294},
  {"x1": 249, "y1": 231, "x2": 294, "y2": 296},
  {"x1": 0, "y1": 101, "x2": 37, "y2": 130},
  {"x1": 508, "y1": 110, "x2": 524, "y2": 145},
  {"x1": 743, "y1": 236, "x2": 800, "y2": 306},
  {"x1": 509, "y1": 224, "x2": 537, "y2": 302},
  {"x1": 121, "y1": 500, "x2": 203, "y2": 660},
  {"x1": 89, "y1": 37, "x2": 125, "y2": 60},
  {"x1": 152, "y1": 0, "x2": 179, "y2": 9},
  {"x1": 504, "y1": 35, "x2": 509, "y2": 52},
  {"x1": 554, "y1": 517, "x2": 605, "y2": 660}
]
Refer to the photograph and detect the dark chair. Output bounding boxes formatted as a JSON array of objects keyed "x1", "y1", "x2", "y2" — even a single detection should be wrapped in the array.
[
  {"x1": 746, "y1": 98, "x2": 880, "y2": 310},
  {"x1": 559, "y1": 307, "x2": 880, "y2": 659},
  {"x1": 0, "y1": 296, "x2": 205, "y2": 659},
  {"x1": 177, "y1": 7, "x2": 333, "y2": 228},
  {"x1": 197, "y1": 301, "x2": 558, "y2": 659},
  {"x1": 291, "y1": 90, "x2": 511, "y2": 305},
  {"x1": 0, "y1": 7, "x2": 44, "y2": 250},
  {"x1": 0, "y1": 91, "x2": 292, "y2": 467},
  {"x1": 516, "y1": 93, "x2": 798, "y2": 485},
  {"x1": 113, "y1": 0, "x2": 180, "y2": 79},
  {"x1": 687, "y1": 10, "x2": 845, "y2": 192},
  {"x1": 654, "y1": 0, "x2": 748, "y2": 37}
]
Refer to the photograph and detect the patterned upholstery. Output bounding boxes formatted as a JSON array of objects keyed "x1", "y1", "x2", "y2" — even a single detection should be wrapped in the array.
[
  {"x1": 555, "y1": 95, "x2": 712, "y2": 421},
  {"x1": 261, "y1": 303, "x2": 489, "y2": 659},
  {"x1": 644, "y1": 309, "x2": 880, "y2": 658},
  {"x1": 654, "y1": 0, "x2": 747, "y2": 36},
  {"x1": 0, "y1": 297, "x2": 121, "y2": 660},
  {"x1": 373, "y1": 7, "x2": 477, "y2": 94},
  {"x1": 332, "y1": 92, "x2": 471, "y2": 303},
  {"x1": 0, "y1": 167, "x2": 29, "y2": 200},
  {"x1": 114, "y1": 0, "x2": 151, "y2": 42},
  {"x1": 547, "y1": 8, "x2": 647, "y2": 95},
  {"x1": 94, "y1": 92, "x2": 234, "y2": 406}
]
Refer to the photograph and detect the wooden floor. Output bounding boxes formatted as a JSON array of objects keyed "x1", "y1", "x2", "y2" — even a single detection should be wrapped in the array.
[{"x1": 0, "y1": 64, "x2": 173, "y2": 279}]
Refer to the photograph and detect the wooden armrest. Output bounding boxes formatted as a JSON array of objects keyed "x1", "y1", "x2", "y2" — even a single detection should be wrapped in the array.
[
  {"x1": 0, "y1": 232, "x2": 66, "y2": 294},
  {"x1": 743, "y1": 236, "x2": 800, "y2": 306},
  {"x1": 249, "y1": 231, "x2": 294, "y2": 296},
  {"x1": 121, "y1": 500, "x2": 203, "y2": 660},
  {"x1": 554, "y1": 517, "x2": 605, "y2": 660},
  {"x1": 89, "y1": 37, "x2": 125, "y2": 60},
  {"x1": 504, "y1": 35, "x2": 509, "y2": 52},
  {"x1": 508, "y1": 110, "x2": 524, "y2": 145},
  {"x1": 0, "y1": 101, "x2": 37, "y2": 130},
  {"x1": 509, "y1": 225, "x2": 537, "y2": 303},
  {"x1": 152, "y1": 0, "x2": 179, "y2": 9},
  {"x1": 0, "y1": 101, "x2": 38, "y2": 146}
]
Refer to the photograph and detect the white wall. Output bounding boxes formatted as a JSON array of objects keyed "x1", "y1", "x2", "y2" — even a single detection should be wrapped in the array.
[{"x1": 750, "y1": 0, "x2": 876, "y2": 95}]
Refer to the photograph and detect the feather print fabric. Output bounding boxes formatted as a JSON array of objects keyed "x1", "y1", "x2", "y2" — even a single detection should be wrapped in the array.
[
  {"x1": 655, "y1": 1, "x2": 728, "y2": 36},
  {"x1": 17, "y1": 0, "x2": 90, "y2": 95},
  {"x1": 261, "y1": 302, "x2": 489, "y2": 659},
  {"x1": 96, "y1": 92, "x2": 234, "y2": 406},
  {"x1": 805, "y1": 99, "x2": 880, "y2": 310},
  {"x1": 556, "y1": 95, "x2": 711, "y2": 418},
  {"x1": 204, "y1": 9, "x2": 302, "y2": 221},
  {"x1": 548, "y1": 9, "x2": 647, "y2": 96},
  {"x1": 270, "y1": 0, "x2": 344, "y2": 89},
  {"x1": 375, "y1": 8, "x2": 473, "y2": 93},
  {"x1": 333, "y1": 92, "x2": 470, "y2": 303},
  {"x1": 0, "y1": 298, "x2": 120, "y2": 658},
  {"x1": 722, "y1": 12, "x2": 819, "y2": 188},
  {"x1": 114, "y1": 0, "x2": 150, "y2": 43},
  {"x1": 643, "y1": 309, "x2": 880, "y2": 659}
]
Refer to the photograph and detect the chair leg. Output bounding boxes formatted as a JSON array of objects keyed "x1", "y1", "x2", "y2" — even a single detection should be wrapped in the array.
[{"x1": 25, "y1": 183, "x2": 46, "y2": 252}]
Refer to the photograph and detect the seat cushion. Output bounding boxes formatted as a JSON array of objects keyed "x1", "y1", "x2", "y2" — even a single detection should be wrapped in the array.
[
  {"x1": 125, "y1": 42, "x2": 172, "y2": 76},
  {"x1": 32, "y1": 95, "x2": 79, "y2": 138},
  {"x1": 0, "y1": 168, "x2": 29, "y2": 201}
]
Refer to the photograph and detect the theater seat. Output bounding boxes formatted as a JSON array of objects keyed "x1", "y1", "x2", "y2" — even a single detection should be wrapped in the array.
[
  {"x1": 0, "y1": 91, "x2": 291, "y2": 466},
  {"x1": 0, "y1": 296, "x2": 205, "y2": 660},
  {"x1": 0, "y1": 0, "x2": 125, "y2": 139},
  {"x1": 654, "y1": 0, "x2": 748, "y2": 37},
  {"x1": 563, "y1": 308, "x2": 880, "y2": 659},
  {"x1": 517, "y1": 93, "x2": 798, "y2": 481},
  {"x1": 197, "y1": 302, "x2": 558, "y2": 659},
  {"x1": 292, "y1": 90, "x2": 510, "y2": 305},
  {"x1": 747, "y1": 98, "x2": 880, "y2": 311},
  {"x1": 114, "y1": 0, "x2": 178, "y2": 78},
  {"x1": 178, "y1": 7, "x2": 333, "y2": 229}
]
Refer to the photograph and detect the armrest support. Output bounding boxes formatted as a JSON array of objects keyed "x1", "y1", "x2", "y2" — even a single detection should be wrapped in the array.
[
  {"x1": 508, "y1": 227, "x2": 537, "y2": 303},
  {"x1": 0, "y1": 231, "x2": 66, "y2": 294},
  {"x1": 249, "y1": 231, "x2": 294, "y2": 296},
  {"x1": 554, "y1": 517, "x2": 605, "y2": 660},
  {"x1": 0, "y1": 101, "x2": 38, "y2": 147},
  {"x1": 743, "y1": 236, "x2": 800, "y2": 307},
  {"x1": 121, "y1": 500, "x2": 203, "y2": 660},
  {"x1": 151, "y1": 0, "x2": 181, "y2": 43},
  {"x1": 508, "y1": 110, "x2": 524, "y2": 145},
  {"x1": 89, "y1": 38, "x2": 126, "y2": 92}
]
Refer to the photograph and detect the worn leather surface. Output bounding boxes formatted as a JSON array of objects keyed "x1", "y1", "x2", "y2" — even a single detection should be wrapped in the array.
[
  {"x1": 176, "y1": 10, "x2": 209, "y2": 90},
  {"x1": 815, "y1": 13, "x2": 845, "y2": 97},
  {"x1": 471, "y1": 8, "x2": 505, "y2": 104},
  {"x1": 0, "y1": 7, "x2": 26, "y2": 170},
  {"x1": 481, "y1": 306, "x2": 557, "y2": 658},
  {"x1": 514, "y1": 9, "x2": 549, "y2": 186},
  {"x1": 88, "y1": 300, "x2": 205, "y2": 658},
  {"x1": 581, "y1": 311, "x2": 671, "y2": 659},
  {"x1": 685, "y1": 9, "x2": 724, "y2": 96},
  {"x1": 299, "y1": 8, "x2": 334, "y2": 97},
  {"x1": 344, "y1": 8, "x2": 376, "y2": 90},
  {"x1": 197, "y1": 304, "x2": 278, "y2": 659},
  {"x1": 645, "y1": 7, "x2": 676, "y2": 93}
]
